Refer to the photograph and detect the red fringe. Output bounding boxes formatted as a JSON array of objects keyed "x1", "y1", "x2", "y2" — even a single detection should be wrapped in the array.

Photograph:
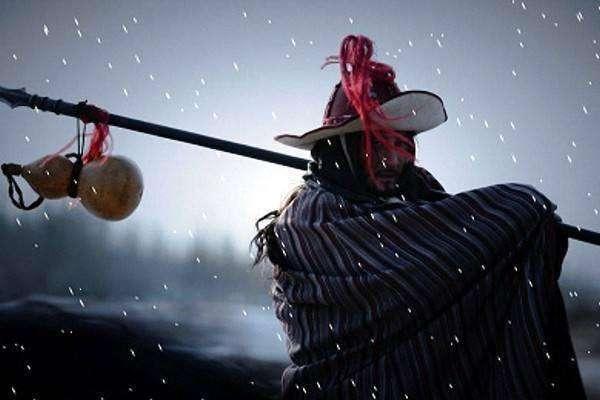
[
  {"x1": 45, "y1": 104, "x2": 113, "y2": 168},
  {"x1": 336, "y1": 34, "x2": 418, "y2": 191},
  {"x1": 80, "y1": 105, "x2": 113, "y2": 165}
]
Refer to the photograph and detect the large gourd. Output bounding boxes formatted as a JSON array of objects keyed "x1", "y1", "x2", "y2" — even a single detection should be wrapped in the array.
[{"x1": 78, "y1": 155, "x2": 144, "y2": 221}]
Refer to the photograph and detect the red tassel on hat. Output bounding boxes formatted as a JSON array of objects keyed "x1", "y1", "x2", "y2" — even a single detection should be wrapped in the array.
[{"x1": 334, "y1": 34, "x2": 416, "y2": 191}]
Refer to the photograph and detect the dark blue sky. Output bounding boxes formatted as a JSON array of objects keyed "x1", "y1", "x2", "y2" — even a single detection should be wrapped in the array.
[{"x1": 1, "y1": 0, "x2": 599, "y2": 283}]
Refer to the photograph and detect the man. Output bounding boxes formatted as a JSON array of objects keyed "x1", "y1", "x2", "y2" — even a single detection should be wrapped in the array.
[{"x1": 251, "y1": 34, "x2": 586, "y2": 399}]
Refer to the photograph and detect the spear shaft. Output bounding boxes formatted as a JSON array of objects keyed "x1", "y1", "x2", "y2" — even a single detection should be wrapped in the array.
[
  {"x1": 1, "y1": 85, "x2": 599, "y2": 246},
  {"x1": 0, "y1": 86, "x2": 309, "y2": 171}
]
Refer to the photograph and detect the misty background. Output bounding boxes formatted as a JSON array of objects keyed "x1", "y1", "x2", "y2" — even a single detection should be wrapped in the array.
[{"x1": 1, "y1": 0, "x2": 599, "y2": 398}]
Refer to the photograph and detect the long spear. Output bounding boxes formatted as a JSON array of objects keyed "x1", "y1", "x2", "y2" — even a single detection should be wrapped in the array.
[{"x1": 1, "y1": 85, "x2": 599, "y2": 246}]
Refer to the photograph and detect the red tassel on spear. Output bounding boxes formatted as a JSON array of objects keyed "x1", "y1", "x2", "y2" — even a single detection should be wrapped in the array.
[{"x1": 44, "y1": 102, "x2": 113, "y2": 167}]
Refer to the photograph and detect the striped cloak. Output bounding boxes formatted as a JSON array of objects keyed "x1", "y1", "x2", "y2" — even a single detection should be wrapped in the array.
[{"x1": 270, "y1": 168, "x2": 587, "y2": 399}]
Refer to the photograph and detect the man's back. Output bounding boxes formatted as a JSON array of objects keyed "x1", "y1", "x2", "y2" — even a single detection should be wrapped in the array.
[{"x1": 271, "y1": 178, "x2": 586, "y2": 399}]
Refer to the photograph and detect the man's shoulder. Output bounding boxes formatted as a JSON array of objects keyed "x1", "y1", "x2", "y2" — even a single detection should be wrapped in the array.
[
  {"x1": 296, "y1": 179, "x2": 345, "y2": 202},
  {"x1": 457, "y1": 182, "x2": 557, "y2": 216},
  {"x1": 485, "y1": 182, "x2": 550, "y2": 202},
  {"x1": 278, "y1": 180, "x2": 352, "y2": 221}
]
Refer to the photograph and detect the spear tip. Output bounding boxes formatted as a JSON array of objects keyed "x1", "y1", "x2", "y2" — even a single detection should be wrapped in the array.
[{"x1": 0, "y1": 85, "x2": 30, "y2": 109}]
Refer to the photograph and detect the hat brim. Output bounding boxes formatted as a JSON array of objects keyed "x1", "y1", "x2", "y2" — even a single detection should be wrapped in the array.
[{"x1": 274, "y1": 90, "x2": 448, "y2": 150}]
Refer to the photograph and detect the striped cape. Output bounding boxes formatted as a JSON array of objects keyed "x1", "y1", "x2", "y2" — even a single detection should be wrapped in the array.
[{"x1": 270, "y1": 169, "x2": 586, "y2": 399}]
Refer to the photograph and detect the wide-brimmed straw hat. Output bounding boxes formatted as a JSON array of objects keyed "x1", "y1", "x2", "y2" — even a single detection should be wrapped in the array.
[{"x1": 274, "y1": 35, "x2": 448, "y2": 151}]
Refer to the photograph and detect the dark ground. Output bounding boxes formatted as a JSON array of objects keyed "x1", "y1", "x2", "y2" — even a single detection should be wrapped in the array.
[
  {"x1": 0, "y1": 296, "x2": 286, "y2": 400},
  {"x1": 0, "y1": 294, "x2": 598, "y2": 399}
]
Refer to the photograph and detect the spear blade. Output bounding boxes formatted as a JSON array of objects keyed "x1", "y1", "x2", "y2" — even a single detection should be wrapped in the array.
[{"x1": 0, "y1": 86, "x2": 30, "y2": 109}]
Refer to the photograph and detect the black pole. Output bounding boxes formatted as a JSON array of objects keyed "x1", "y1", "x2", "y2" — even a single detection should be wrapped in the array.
[
  {"x1": 0, "y1": 86, "x2": 310, "y2": 171},
  {"x1": 1, "y1": 86, "x2": 599, "y2": 247},
  {"x1": 558, "y1": 224, "x2": 600, "y2": 246}
]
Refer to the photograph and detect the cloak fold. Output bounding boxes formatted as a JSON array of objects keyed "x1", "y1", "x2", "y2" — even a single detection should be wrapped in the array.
[{"x1": 271, "y1": 167, "x2": 586, "y2": 399}]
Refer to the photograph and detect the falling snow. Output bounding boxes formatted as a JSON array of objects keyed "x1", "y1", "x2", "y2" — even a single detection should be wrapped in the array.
[{"x1": 0, "y1": 5, "x2": 598, "y2": 398}]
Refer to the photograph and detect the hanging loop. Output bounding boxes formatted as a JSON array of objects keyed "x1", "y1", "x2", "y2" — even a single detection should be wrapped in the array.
[{"x1": 0, "y1": 162, "x2": 44, "y2": 210}]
